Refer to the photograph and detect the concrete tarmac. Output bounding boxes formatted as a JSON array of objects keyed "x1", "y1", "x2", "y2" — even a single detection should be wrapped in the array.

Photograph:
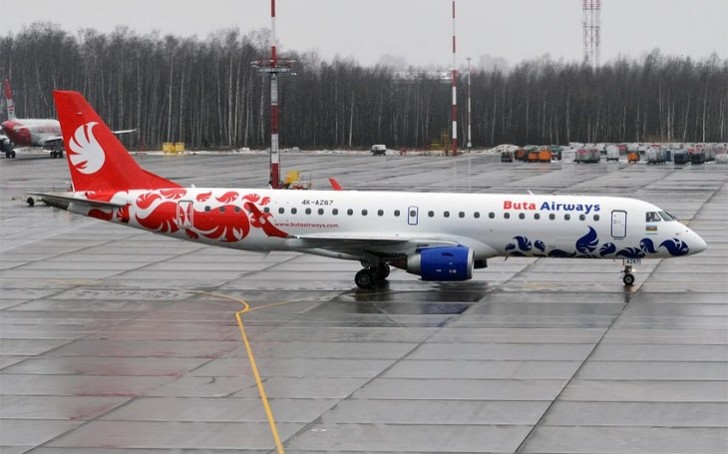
[{"x1": 1, "y1": 151, "x2": 727, "y2": 453}]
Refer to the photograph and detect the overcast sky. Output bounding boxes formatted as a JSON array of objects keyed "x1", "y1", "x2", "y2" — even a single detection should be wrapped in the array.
[{"x1": 1, "y1": 0, "x2": 726, "y2": 68}]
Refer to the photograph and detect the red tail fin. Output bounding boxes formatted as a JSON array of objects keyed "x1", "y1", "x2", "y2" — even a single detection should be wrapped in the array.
[
  {"x1": 53, "y1": 90, "x2": 180, "y2": 192},
  {"x1": 4, "y1": 79, "x2": 16, "y2": 120}
]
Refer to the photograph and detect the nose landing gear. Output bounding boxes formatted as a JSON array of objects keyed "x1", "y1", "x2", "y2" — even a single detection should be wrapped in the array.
[
  {"x1": 622, "y1": 265, "x2": 635, "y2": 286},
  {"x1": 621, "y1": 259, "x2": 640, "y2": 286}
]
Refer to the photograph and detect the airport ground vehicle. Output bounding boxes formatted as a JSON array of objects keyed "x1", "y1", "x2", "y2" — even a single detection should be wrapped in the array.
[
  {"x1": 371, "y1": 144, "x2": 386, "y2": 156},
  {"x1": 500, "y1": 151, "x2": 514, "y2": 162}
]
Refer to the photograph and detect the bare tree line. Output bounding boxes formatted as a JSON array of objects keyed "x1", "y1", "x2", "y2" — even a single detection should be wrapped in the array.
[{"x1": 1, "y1": 23, "x2": 726, "y2": 150}]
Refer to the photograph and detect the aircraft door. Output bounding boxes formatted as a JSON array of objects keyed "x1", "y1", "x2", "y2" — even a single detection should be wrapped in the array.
[
  {"x1": 611, "y1": 210, "x2": 627, "y2": 239},
  {"x1": 408, "y1": 206, "x2": 419, "y2": 226},
  {"x1": 177, "y1": 200, "x2": 194, "y2": 229}
]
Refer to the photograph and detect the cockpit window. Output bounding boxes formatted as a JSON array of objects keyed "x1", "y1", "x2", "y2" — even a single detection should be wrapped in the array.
[
  {"x1": 659, "y1": 211, "x2": 676, "y2": 221},
  {"x1": 646, "y1": 212, "x2": 661, "y2": 222}
]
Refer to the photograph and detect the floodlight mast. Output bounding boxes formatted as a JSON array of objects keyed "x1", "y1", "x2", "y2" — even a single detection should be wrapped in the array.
[{"x1": 252, "y1": 0, "x2": 294, "y2": 189}]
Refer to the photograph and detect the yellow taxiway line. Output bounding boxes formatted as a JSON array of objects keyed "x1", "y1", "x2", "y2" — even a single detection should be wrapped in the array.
[{"x1": 192, "y1": 291, "x2": 285, "y2": 454}]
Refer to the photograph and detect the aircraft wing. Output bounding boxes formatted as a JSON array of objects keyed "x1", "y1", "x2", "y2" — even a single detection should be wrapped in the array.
[
  {"x1": 290, "y1": 232, "x2": 460, "y2": 257},
  {"x1": 37, "y1": 136, "x2": 63, "y2": 146},
  {"x1": 35, "y1": 129, "x2": 133, "y2": 149}
]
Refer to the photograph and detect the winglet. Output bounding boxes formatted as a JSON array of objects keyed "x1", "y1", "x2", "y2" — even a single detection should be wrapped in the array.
[{"x1": 53, "y1": 90, "x2": 180, "y2": 192}]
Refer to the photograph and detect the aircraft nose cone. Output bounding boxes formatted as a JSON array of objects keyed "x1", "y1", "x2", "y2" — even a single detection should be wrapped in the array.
[
  {"x1": 686, "y1": 227, "x2": 707, "y2": 254},
  {"x1": 692, "y1": 233, "x2": 707, "y2": 254}
]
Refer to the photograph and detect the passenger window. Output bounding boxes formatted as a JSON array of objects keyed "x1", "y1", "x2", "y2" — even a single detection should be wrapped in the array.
[
  {"x1": 378, "y1": 209, "x2": 384, "y2": 216},
  {"x1": 347, "y1": 208, "x2": 353, "y2": 215},
  {"x1": 362, "y1": 209, "x2": 368, "y2": 216},
  {"x1": 261, "y1": 207, "x2": 267, "y2": 213},
  {"x1": 291, "y1": 208, "x2": 297, "y2": 214},
  {"x1": 305, "y1": 208, "x2": 312, "y2": 215},
  {"x1": 549, "y1": 213, "x2": 555, "y2": 220},
  {"x1": 564, "y1": 214, "x2": 571, "y2": 220},
  {"x1": 646, "y1": 212, "x2": 661, "y2": 222},
  {"x1": 579, "y1": 214, "x2": 586, "y2": 221},
  {"x1": 394, "y1": 210, "x2": 401, "y2": 217},
  {"x1": 278, "y1": 207, "x2": 285, "y2": 214},
  {"x1": 593, "y1": 214, "x2": 600, "y2": 221},
  {"x1": 489, "y1": 212, "x2": 495, "y2": 219},
  {"x1": 318, "y1": 208, "x2": 324, "y2": 215},
  {"x1": 219, "y1": 206, "x2": 225, "y2": 212},
  {"x1": 205, "y1": 206, "x2": 211, "y2": 212},
  {"x1": 332, "y1": 208, "x2": 339, "y2": 215},
  {"x1": 459, "y1": 212, "x2": 465, "y2": 218},
  {"x1": 504, "y1": 213, "x2": 510, "y2": 219},
  {"x1": 474, "y1": 212, "x2": 480, "y2": 219},
  {"x1": 518, "y1": 213, "x2": 525, "y2": 219},
  {"x1": 444, "y1": 211, "x2": 450, "y2": 218},
  {"x1": 428, "y1": 211, "x2": 434, "y2": 217},
  {"x1": 534, "y1": 213, "x2": 540, "y2": 220}
]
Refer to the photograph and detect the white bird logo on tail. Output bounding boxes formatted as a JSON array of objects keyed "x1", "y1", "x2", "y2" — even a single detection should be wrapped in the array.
[{"x1": 69, "y1": 122, "x2": 105, "y2": 174}]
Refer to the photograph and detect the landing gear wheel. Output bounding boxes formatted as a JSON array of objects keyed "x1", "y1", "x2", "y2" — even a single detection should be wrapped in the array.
[
  {"x1": 10, "y1": 150, "x2": 15, "y2": 158},
  {"x1": 355, "y1": 269, "x2": 376, "y2": 289},
  {"x1": 623, "y1": 273, "x2": 635, "y2": 286},
  {"x1": 377, "y1": 263, "x2": 390, "y2": 280},
  {"x1": 50, "y1": 151, "x2": 56, "y2": 158}
]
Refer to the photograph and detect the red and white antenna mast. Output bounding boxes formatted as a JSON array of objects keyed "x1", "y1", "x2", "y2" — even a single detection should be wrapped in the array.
[
  {"x1": 466, "y1": 57, "x2": 472, "y2": 149},
  {"x1": 253, "y1": 0, "x2": 293, "y2": 189},
  {"x1": 582, "y1": 0, "x2": 601, "y2": 68},
  {"x1": 450, "y1": 0, "x2": 458, "y2": 156}
]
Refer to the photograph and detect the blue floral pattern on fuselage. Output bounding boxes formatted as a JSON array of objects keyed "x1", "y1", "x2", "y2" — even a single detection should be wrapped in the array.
[{"x1": 505, "y1": 226, "x2": 690, "y2": 259}]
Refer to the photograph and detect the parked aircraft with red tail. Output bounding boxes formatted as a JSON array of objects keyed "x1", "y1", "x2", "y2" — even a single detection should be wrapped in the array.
[
  {"x1": 1, "y1": 79, "x2": 134, "y2": 159},
  {"x1": 31, "y1": 90, "x2": 707, "y2": 288}
]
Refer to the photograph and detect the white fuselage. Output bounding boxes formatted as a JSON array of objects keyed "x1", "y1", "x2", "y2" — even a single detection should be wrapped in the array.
[
  {"x1": 1, "y1": 118, "x2": 62, "y2": 148},
  {"x1": 68, "y1": 187, "x2": 706, "y2": 262}
]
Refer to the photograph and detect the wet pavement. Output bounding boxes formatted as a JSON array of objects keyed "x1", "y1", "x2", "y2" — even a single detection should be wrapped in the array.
[{"x1": 1, "y1": 152, "x2": 727, "y2": 453}]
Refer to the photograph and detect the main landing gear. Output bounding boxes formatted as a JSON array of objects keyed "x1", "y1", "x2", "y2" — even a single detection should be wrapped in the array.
[
  {"x1": 50, "y1": 147, "x2": 64, "y2": 159},
  {"x1": 354, "y1": 262, "x2": 390, "y2": 289}
]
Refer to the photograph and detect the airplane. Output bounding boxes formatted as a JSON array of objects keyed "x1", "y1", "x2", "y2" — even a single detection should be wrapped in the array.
[
  {"x1": 31, "y1": 90, "x2": 707, "y2": 289},
  {"x1": 1, "y1": 79, "x2": 134, "y2": 159}
]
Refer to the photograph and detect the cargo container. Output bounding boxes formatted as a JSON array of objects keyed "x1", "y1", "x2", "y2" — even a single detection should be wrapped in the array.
[
  {"x1": 646, "y1": 148, "x2": 666, "y2": 164},
  {"x1": 690, "y1": 150, "x2": 705, "y2": 164},
  {"x1": 673, "y1": 151, "x2": 689, "y2": 164},
  {"x1": 538, "y1": 149, "x2": 552, "y2": 162},
  {"x1": 550, "y1": 146, "x2": 563, "y2": 160},
  {"x1": 527, "y1": 150, "x2": 539, "y2": 162},
  {"x1": 605, "y1": 145, "x2": 620, "y2": 161},
  {"x1": 514, "y1": 148, "x2": 527, "y2": 161},
  {"x1": 575, "y1": 148, "x2": 600, "y2": 163}
]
